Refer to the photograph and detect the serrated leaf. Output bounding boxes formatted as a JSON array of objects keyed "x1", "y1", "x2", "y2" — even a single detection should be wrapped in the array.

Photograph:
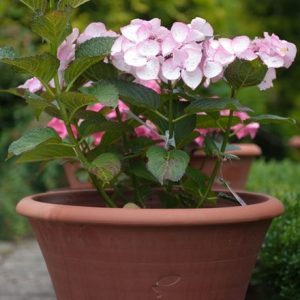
[
  {"x1": 1, "y1": 53, "x2": 59, "y2": 85},
  {"x1": 59, "y1": 92, "x2": 97, "y2": 119},
  {"x1": 32, "y1": 10, "x2": 72, "y2": 50},
  {"x1": 224, "y1": 58, "x2": 268, "y2": 90},
  {"x1": 64, "y1": 56, "x2": 104, "y2": 88},
  {"x1": 83, "y1": 62, "x2": 118, "y2": 81},
  {"x1": 146, "y1": 146, "x2": 190, "y2": 185},
  {"x1": 185, "y1": 98, "x2": 252, "y2": 114},
  {"x1": 80, "y1": 80, "x2": 119, "y2": 108},
  {"x1": 75, "y1": 37, "x2": 116, "y2": 58},
  {"x1": 58, "y1": 0, "x2": 90, "y2": 8},
  {"x1": 8, "y1": 128, "x2": 61, "y2": 158},
  {"x1": 17, "y1": 143, "x2": 76, "y2": 163},
  {"x1": 108, "y1": 80, "x2": 160, "y2": 110},
  {"x1": 20, "y1": 0, "x2": 47, "y2": 12},
  {"x1": 130, "y1": 161, "x2": 158, "y2": 182},
  {"x1": 245, "y1": 114, "x2": 296, "y2": 125},
  {"x1": 0, "y1": 47, "x2": 16, "y2": 59},
  {"x1": 175, "y1": 114, "x2": 196, "y2": 146},
  {"x1": 79, "y1": 119, "x2": 123, "y2": 137},
  {"x1": 89, "y1": 153, "x2": 121, "y2": 184}
]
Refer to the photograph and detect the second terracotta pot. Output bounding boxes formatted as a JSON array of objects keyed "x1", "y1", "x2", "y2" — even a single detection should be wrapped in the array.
[{"x1": 191, "y1": 143, "x2": 262, "y2": 190}]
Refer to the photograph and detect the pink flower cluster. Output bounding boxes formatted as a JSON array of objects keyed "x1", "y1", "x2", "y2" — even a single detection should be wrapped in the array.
[{"x1": 111, "y1": 18, "x2": 296, "y2": 90}]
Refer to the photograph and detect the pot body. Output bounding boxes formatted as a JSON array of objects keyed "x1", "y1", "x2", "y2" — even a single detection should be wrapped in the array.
[
  {"x1": 191, "y1": 143, "x2": 262, "y2": 189},
  {"x1": 17, "y1": 189, "x2": 283, "y2": 300}
]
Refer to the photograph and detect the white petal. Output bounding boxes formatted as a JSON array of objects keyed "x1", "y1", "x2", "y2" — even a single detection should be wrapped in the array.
[
  {"x1": 121, "y1": 24, "x2": 140, "y2": 42},
  {"x1": 219, "y1": 38, "x2": 234, "y2": 54},
  {"x1": 137, "y1": 40, "x2": 160, "y2": 58},
  {"x1": 259, "y1": 53, "x2": 284, "y2": 68},
  {"x1": 112, "y1": 53, "x2": 132, "y2": 73},
  {"x1": 182, "y1": 68, "x2": 203, "y2": 90},
  {"x1": 232, "y1": 36, "x2": 251, "y2": 54},
  {"x1": 238, "y1": 49, "x2": 257, "y2": 61},
  {"x1": 124, "y1": 47, "x2": 147, "y2": 67},
  {"x1": 203, "y1": 60, "x2": 223, "y2": 78},
  {"x1": 183, "y1": 47, "x2": 202, "y2": 72},
  {"x1": 136, "y1": 58, "x2": 160, "y2": 80},
  {"x1": 162, "y1": 36, "x2": 178, "y2": 56},
  {"x1": 190, "y1": 17, "x2": 214, "y2": 37},
  {"x1": 111, "y1": 36, "x2": 124, "y2": 54},
  {"x1": 171, "y1": 22, "x2": 189, "y2": 43},
  {"x1": 162, "y1": 59, "x2": 181, "y2": 80},
  {"x1": 258, "y1": 68, "x2": 276, "y2": 90}
]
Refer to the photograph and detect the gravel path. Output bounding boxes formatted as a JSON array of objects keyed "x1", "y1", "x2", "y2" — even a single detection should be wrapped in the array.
[{"x1": 0, "y1": 239, "x2": 55, "y2": 300}]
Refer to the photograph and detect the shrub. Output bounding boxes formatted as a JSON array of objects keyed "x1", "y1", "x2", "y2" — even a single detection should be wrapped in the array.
[{"x1": 247, "y1": 160, "x2": 300, "y2": 300}]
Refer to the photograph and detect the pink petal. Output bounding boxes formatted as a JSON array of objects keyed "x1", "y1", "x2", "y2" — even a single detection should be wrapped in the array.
[
  {"x1": 111, "y1": 36, "x2": 124, "y2": 54},
  {"x1": 238, "y1": 49, "x2": 257, "y2": 61},
  {"x1": 259, "y1": 52, "x2": 284, "y2": 68},
  {"x1": 19, "y1": 77, "x2": 43, "y2": 93},
  {"x1": 124, "y1": 47, "x2": 147, "y2": 67},
  {"x1": 47, "y1": 118, "x2": 68, "y2": 139},
  {"x1": 182, "y1": 68, "x2": 203, "y2": 90},
  {"x1": 162, "y1": 59, "x2": 181, "y2": 81},
  {"x1": 203, "y1": 61, "x2": 223, "y2": 78},
  {"x1": 232, "y1": 36, "x2": 251, "y2": 54},
  {"x1": 219, "y1": 38, "x2": 234, "y2": 54},
  {"x1": 190, "y1": 17, "x2": 214, "y2": 37},
  {"x1": 136, "y1": 58, "x2": 160, "y2": 80},
  {"x1": 137, "y1": 40, "x2": 160, "y2": 58},
  {"x1": 171, "y1": 22, "x2": 189, "y2": 43},
  {"x1": 161, "y1": 36, "x2": 178, "y2": 56},
  {"x1": 183, "y1": 47, "x2": 202, "y2": 72},
  {"x1": 121, "y1": 24, "x2": 140, "y2": 42},
  {"x1": 173, "y1": 49, "x2": 188, "y2": 67},
  {"x1": 112, "y1": 53, "x2": 132, "y2": 73},
  {"x1": 284, "y1": 41, "x2": 297, "y2": 68},
  {"x1": 137, "y1": 25, "x2": 151, "y2": 42},
  {"x1": 258, "y1": 68, "x2": 276, "y2": 90}
]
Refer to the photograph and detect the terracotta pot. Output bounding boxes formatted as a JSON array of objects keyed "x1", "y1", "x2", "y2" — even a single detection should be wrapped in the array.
[
  {"x1": 64, "y1": 162, "x2": 92, "y2": 189},
  {"x1": 191, "y1": 143, "x2": 262, "y2": 190},
  {"x1": 289, "y1": 136, "x2": 300, "y2": 151},
  {"x1": 17, "y1": 189, "x2": 283, "y2": 300}
]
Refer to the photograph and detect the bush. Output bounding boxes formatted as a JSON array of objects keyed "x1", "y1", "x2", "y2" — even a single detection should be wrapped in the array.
[{"x1": 247, "y1": 160, "x2": 300, "y2": 300}]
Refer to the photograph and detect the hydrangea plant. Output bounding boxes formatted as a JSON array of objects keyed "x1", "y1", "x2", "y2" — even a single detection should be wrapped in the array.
[{"x1": 0, "y1": 0, "x2": 296, "y2": 208}]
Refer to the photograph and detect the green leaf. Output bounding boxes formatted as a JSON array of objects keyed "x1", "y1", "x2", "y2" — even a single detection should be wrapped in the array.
[
  {"x1": 224, "y1": 59, "x2": 268, "y2": 90},
  {"x1": 17, "y1": 143, "x2": 76, "y2": 163},
  {"x1": 146, "y1": 146, "x2": 190, "y2": 185},
  {"x1": 79, "y1": 119, "x2": 124, "y2": 137},
  {"x1": 58, "y1": 0, "x2": 91, "y2": 8},
  {"x1": 64, "y1": 56, "x2": 104, "y2": 88},
  {"x1": 32, "y1": 10, "x2": 72, "y2": 50},
  {"x1": 80, "y1": 80, "x2": 119, "y2": 108},
  {"x1": 196, "y1": 115, "x2": 241, "y2": 128},
  {"x1": 59, "y1": 92, "x2": 97, "y2": 119},
  {"x1": 0, "y1": 47, "x2": 16, "y2": 59},
  {"x1": 75, "y1": 37, "x2": 116, "y2": 58},
  {"x1": 89, "y1": 153, "x2": 121, "y2": 184},
  {"x1": 109, "y1": 80, "x2": 160, "y2": 109},
  {"x1": 130, "y1": 161, "x2": 158, "y2": 183},
  {"x1": 174, "y1": 115, "x2": 196, "y2": 146},
  {"x1": 8, "y1": 128, "x2": 61, "y2": 159},
  {"x1": 20, "y1": 0, "x2": 47, "y2": 12},
  {"x1": 185, "y1": 98, "x2": 252, "y2": 114},
  {"x1": 245, "y1": 114, "x2": 296, "y2": 125},
  {"x1": 204, "y1": 136, "x2": 221, "y2": 158},
  {"x1": 1, "y1": 53, "x2": 59, "y2": 85},
  {"x1": 83, "y1": 62, "x2": 118, "y2": 81}
]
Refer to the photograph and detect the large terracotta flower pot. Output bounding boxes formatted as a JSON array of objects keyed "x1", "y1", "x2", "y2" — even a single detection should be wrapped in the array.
[
  {"x1": 17, "y1": 189, "x2": 283, "y2": 300},
  {"x1": 191, "y1": 143, "x2": 262, "y2": 190}
]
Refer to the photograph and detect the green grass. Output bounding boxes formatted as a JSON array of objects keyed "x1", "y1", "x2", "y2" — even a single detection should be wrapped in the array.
[{"x1": 247, "y1": 159, "x2": 300, "y2": 300}]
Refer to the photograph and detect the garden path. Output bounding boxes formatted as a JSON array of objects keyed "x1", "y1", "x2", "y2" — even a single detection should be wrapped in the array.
[{"x1": 0, "y1": 238, "x2": 55, "y2": 300}]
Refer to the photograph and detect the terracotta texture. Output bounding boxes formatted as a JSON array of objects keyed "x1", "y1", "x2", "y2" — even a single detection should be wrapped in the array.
[
  {"x1": 17, "y1": 189, "x2": 283, "y2": 300},
  {"x1": 191, "y1": 143, "x2": 262, "y2": 189}
]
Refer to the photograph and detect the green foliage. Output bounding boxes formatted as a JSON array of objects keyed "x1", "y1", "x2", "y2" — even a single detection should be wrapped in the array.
[
  {"x1": 20, "y1": 0, "x2": 47, "y2": 12},
  {"x1": 224, "y1": 59, "x2": 268, "y2": 90},
  {"x1": 89, "y1": 153, "x2": 121, "y2": 185},
  {"x1": 58, "y1": 0, "x2": 91, "y2": 9},
  {"x1": 146, "y1": 146, "x2": 190, "y2": 185},
  {"x1": 247, "y1": 160, "x2": 300, "y2": 300}
]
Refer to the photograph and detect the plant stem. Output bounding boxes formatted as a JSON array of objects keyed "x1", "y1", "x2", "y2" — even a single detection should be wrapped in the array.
[
  {"x1": 168, "y1": 83, "x2": 174, "y2": 145},
  {"x1": 199, "y1": 88, "x2": 236, "y2": 207},
  {"x1": 50, "y1": 0, "x2": 55, "y2": 9}
]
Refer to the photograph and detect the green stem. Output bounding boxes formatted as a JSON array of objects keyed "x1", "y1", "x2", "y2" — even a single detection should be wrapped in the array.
[
  {"x1": 168, "y1": 83, "x2": 174, "y2": 144},
  {"x1": 199, "y1": 88, "x2": 236, "y2": 207},
  {"x1": 50, "y1": 0, "x2": 55, "y2": 9}
]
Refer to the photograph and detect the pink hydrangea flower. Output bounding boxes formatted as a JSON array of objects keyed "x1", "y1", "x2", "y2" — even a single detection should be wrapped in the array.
[
  {"x1": 77, "y1": 22, "x2": 118, "y2": 44},
  {"x1": 18, "y1": 77, "x2": 43, "y2": 93},
  {"x1": 47, "y1": 118, "x2": 69, "y2": 139},
  {"x1": 57, "y1": 28, "x2": 80, "y2": 71},
  {"x1": 135, "y1": 120, "x2": 161, "y2": 140}
]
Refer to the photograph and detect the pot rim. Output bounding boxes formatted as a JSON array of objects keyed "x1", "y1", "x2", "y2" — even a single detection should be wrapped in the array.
[
  {"x1": 16, "y1": 189, "x2": 284, "y2": 226},
  {"x1": 193, "y1": 143, "x2": 262, "y2": 157}
]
